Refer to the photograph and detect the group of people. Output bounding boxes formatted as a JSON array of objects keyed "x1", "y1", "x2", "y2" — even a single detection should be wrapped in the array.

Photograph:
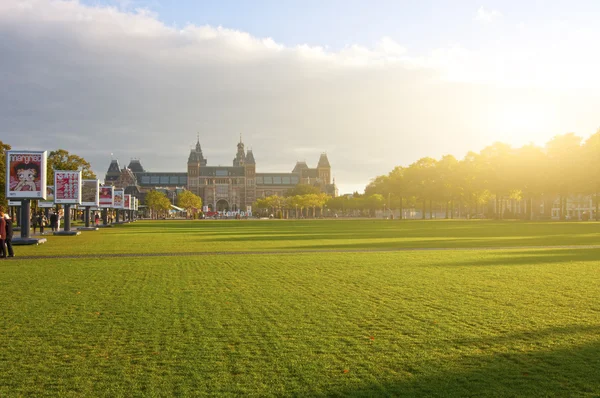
[
  {"x1": 0, "y1": 208, "x2": 15, "y2": 258},
  {"x1": 31, "y1": 211, "x2": 60, "y2": 234}
]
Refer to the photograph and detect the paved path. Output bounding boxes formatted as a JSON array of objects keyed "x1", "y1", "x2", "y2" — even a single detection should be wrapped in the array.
[{"x1": 8, "y1": 244, "x2": 600, "y2": 260}]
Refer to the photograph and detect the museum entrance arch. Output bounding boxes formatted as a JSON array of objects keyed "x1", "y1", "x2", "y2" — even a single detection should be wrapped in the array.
[{"x1": 216, "y1": 199, "x2": 229, "y2": 212}]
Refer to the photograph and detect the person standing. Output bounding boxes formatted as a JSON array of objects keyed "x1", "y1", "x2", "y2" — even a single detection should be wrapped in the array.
[
  {"x1": 50, "y1": 212, "x2": 57, "y2": 232},
  {"x1": 32, "y1": 213, "x2": 38, "y2": 234},
  {"x1": 4, "y1": 213, "x2": 14, "y2": 258},
  {"x1": 0, "y1": 209, "x2": 6, "y2": 259},
  {"x1": 38, "y1": 212, "x2": 46, "y2": 235}
]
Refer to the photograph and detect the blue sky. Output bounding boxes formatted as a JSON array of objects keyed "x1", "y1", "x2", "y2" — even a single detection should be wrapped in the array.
[
  {"x1": 82, "y1": 0, "x2": 600, "y2": 52},
  {"x1": 2, "y1": 0, "x2": 600, "y2": 194}
]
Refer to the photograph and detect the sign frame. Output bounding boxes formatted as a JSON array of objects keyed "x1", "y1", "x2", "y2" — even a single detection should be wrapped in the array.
[
  {"x1": 81, "y1": 179, "x2": 100, "y2": 207},
  {"x1": 5, "y1": 150, "x2": 47, "y2": 200},
  {"x1": 99, "y1": 186, "x2": 114, "y2": 208},
  {"x1": 54, "y1": 170, "x2": 82, "y2": 204}
]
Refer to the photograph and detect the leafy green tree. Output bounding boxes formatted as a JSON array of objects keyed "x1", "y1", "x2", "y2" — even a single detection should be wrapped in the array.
[
  {"x1": 0, "y1": 140, "x2": 12, "y2": 207},
  {"x1": 146, "y1": 190, "x2": 171, "y2": 219},
  {"x1": 177, "y1": 190, "x2": 202, "y2": 217},
  {"x1": 47, "y1": 149, "x2": 96, "y2": 184},
  {"x1": 285, "y1": 184, "x2": 320, "y2": 197},
  {"x1": 545, "y1": 133, "x2": 583, "y2": 220}
]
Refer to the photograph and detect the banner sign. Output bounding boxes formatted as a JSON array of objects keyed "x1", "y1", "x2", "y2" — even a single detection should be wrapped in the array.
[
  {"x1": 8, "y1": 200, "x2": 21, "y2": 206},
  {"x1": 113, "y1": 189, "x2": 124, "y2": 209},
  {"x1": 135, "y1": 197, "x2": 139, "y2": 211},
  {"x1": 54, "y1": 170, "x2": 82, "y2": 204},
  {"x1": 124, "y1": 194, "x2": 131, "y2": 210},
  {"x1": 39, "y1": 186, "x2": 55, "y2": 208},
  {"x1": 6, "y1": 151, "x2": 47, "y2": 199},
  {"x1": 81, "y1": 179, "x2": 100, "y2": 207},
  {"x1": 99, "y1": 186, "x2": 114, "y2": 208}
]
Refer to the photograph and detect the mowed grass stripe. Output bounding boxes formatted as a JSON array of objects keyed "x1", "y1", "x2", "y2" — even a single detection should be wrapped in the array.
[
  {"x1": 13, "y1": 219, "x2": 600, "y2": 258},
  {"x1": 10, "y1": 244, "x2": 600, "y2": 260},
  {"x1": 1, "y1": 249, "x2": 599, "y2": 396}
]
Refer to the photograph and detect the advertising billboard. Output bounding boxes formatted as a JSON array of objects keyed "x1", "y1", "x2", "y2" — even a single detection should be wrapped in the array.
[
  {"x1": 124, "y1": 194, "x2": 131, "y2": 210},
  {"x1": 99, "y1": 186, "x2": 114, "y2": 208},
  {"x1": 39, "y1": 186, "x2": 55, "y2": 208},
  {"x1": 81, "y1": 179, "x2": 100, "y2": 207},
  {"x1": 6, "y1": 151, "x2": 47, "y2": 199},
  {"x1": 113, "y1": 189, "x2": 124, "y2": 209},
  {"x1": 54, "y1": 170, "x2": 82, "y2": 204}
]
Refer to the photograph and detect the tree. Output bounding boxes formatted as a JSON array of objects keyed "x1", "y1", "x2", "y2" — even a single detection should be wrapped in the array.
[
  {"x1": 0, "y1": 140, "x2": 12, "y2": 207},
  {"x1": 545, "y1": 133, "x2": 583, "y2": 220},
  {"x1": 177, "y1": 190, "x2": 202, "y2": 217},
  {"x1": 285, "y1": 184, "x2": 320, "y2": 197},
  {"x1": 47, "y1": 149, "x2": 96, "y2": 184},
  {"x1": 146, "y1": 190, "x2": 171, "y2": 218}
]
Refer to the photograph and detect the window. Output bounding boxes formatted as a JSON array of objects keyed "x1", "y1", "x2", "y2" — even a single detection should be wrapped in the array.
[
  {"x1": 291, "y1": 176, "x2": 299, "y2": 184},
  {"x1": 216, "y1": 169, "x2": 228, "y2": 176},
  {"x1": 170, "y1": 176, "x2": 178, "y2": 184},
  {"x1": 273, "y1": 176, "x2": 282, "y2": 184},
  {"x1": 282, "y1": 176, "x2": 290, "y2": 184},
  {"x1": 263, "y1": 177, "x2": 272, "y2": 184},
  {"x1": 150, "y1": 176, "x2": 160, "y2": 184},
  {"x1": 160, "y1": 176, "x2": 169, "y2": 184},
  {"x1": 141, "y1": 176, "x2": 150, "y2": 184},
  {"x1": 216, "y1": 185, "x2": 228, "y2": 196},
  {"x1": 256, "y1": 176, "x2": 263, "y2": 184},
  {"x1": 180, "y1": 177, "x2": 187, "y2": 184}
]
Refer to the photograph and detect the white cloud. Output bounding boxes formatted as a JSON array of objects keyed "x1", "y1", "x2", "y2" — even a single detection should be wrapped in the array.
[
  {"x1": 0, "y1": 0, "x2": 599, "y2": 194},
  {"x1": 474, "y1": 6, "x2": 503, "y2": 23}
]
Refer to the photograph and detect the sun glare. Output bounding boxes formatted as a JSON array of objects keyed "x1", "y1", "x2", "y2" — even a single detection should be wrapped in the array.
[{"x1": 485, "y1": 103, "x2": 557, "y2": 147}]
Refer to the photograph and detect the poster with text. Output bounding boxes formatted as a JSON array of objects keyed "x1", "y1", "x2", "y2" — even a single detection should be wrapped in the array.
[
  {"x1": 8, "y1": 200, "x2": 21, "y2": 206},
  {"x1": 39, "y1": 186, "x2": 55, "y2": 208},
  {"x1": 113, "y1": 189, "x2": 124, "y2": 209},
  {"x1": 99, "y1": 186, "x2": 114, "y2": 208},
  {"x1": 124, "y1": 195, "x2": 131, "y2": 210},
  {"x1": 81, "y1": 179, "x2": 100, "y2": 207},
  {"x1": 54, "y1": 170, "x2": 82, "y2": 204},
  {"x1": 6, "y1": 151, "x2": 47, "y2": 199},
  {"x1": 134, "y1": 197, "x2": 139, "y2": 211}
]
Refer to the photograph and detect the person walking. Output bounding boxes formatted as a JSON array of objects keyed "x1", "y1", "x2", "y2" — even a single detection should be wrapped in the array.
[
  {"x1": 4, "y1": 213, "x2": 14, "y2": 258},
  {"x1": 50, "y1": 212, "x2": 57, "y2": 232},
  {"x1": 38, "y1": 212, "x2": 46, "y2": 235},
  {"x1": 32, "y1": 213, "x2": 38, "y2": 234},
  {"x1": 0, "y1": 209, "x2": 6, "y2": 259}
]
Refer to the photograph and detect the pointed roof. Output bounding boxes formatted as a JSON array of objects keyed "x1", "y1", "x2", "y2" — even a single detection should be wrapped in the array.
[
  {"x1": 189, "y1": 135, "x2": 206, "y2": 164},
  {"x1": 107, "y1": 159, "x2": 120, "y2": 173},
  {"x1": 127, "y1": 159, "x2": 145, "y2": 173},
  {"x1": 245, "y1": 149, "x2": 255, "y2": 165},
  {"x1": 317, "y1": 153, "x2": 330, "y2": 168},
  {"x1": 292, "y1": 161, "x2": 308, "y2": 173}
]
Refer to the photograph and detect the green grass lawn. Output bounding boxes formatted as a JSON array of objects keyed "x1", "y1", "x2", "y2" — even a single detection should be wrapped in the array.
[{"x1": 1, "y1": 220, "x2": 599, "y2": 396}]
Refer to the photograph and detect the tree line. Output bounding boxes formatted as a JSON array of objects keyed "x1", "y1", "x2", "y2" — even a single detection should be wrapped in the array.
[{"x1": 363, "y1": 131, "x2": 600, "y2": 220}]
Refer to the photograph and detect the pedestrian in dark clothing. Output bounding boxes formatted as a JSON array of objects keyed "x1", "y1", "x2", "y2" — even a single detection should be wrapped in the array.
[
  {"x1": 32, "y1": 213, "x2": 38, "y2": 234},
  {"x1": 50, "y1": 212, "x2": 58, "y2": 232},
  {"x1": 0, "y1": 209, "x2": 6, "y2": 258},
  {"x1": 4, "y1": 213, "x2": 14, "y2": 257}
]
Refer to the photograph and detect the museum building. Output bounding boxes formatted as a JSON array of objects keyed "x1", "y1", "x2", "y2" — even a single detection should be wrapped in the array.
[{"x1": 105, "y1": 137, "x2": 336, "y2": 211}]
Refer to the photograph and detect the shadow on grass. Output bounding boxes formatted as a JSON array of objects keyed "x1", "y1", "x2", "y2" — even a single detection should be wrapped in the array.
[{"x1": 331, "y1": 327, "x2": 600, "y2": 397}]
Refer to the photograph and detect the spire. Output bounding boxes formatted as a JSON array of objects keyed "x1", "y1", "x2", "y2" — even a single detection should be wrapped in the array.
[
  {"x1": 317, "y1": 153, "x2": 330, "y2": 168},
  {"x1": 195, "y1": 133, "x2": 202, "y2": 152},
  {"x1": 245, "y1": 149, "x2": 255, "y2": 165}
]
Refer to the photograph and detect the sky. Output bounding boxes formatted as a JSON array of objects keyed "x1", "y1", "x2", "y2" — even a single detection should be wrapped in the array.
[{"x1": 1, "y1": 0, "x2": 600, "y2": 194}]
